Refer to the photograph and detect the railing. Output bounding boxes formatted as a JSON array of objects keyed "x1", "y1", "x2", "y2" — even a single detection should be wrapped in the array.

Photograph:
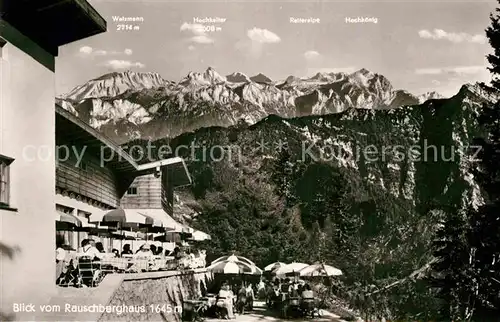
[{"x1": 56, "y1": 252, "x2": 207, "y2": 287}]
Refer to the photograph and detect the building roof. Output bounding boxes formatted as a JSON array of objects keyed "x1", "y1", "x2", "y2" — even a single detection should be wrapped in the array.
[
  {"x1": 1, "y1": 0, "x2": 106, "y2": 55},
  {"x1": 55, "y1": 105, "x2": 192, "y2": 187},
  {"x1": 56, "y1": 105, "x2": 138, "y2": 173}
]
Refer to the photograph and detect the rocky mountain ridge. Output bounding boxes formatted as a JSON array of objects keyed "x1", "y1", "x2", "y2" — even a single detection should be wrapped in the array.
[
  {"x1": 57, "y1": 67, "x2": 450, "y2": 144},
  {"x1": 122, "y1": 83, "x2": 497, "y2": 315}
]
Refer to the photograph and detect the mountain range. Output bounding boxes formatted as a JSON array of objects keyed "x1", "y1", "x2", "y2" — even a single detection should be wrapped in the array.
[
  {"x1": 57, "y1": 65, "x2": 500, "y2": 318},
  {"x1": 57, "y1": 67, "x2": 444, "y2": 144},
  {"x1": 122, "y1": 80, "x2": 497, "y2": 319}
]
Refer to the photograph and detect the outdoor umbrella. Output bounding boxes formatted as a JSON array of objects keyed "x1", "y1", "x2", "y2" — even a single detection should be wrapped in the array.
[
  {"x1": 96, "y1": 209, "x2": 158, "y2": 252},
  {"x1": 137, "y1": 209, "x2": 187, "y2": 232},
  {"x1": 112, "y1": 231, "x2": 137, "y2": 240},
  {"x1": 189, "y1": 230, "x2": 211, "y2": 241},
  {"x1": 56, "y1": 221, "x2": 80, "y2": 231},
  {"x1": 273, "y1": 262, "x2": 309, "y2": 276},
  {"x1": 98, "y1": 208, "x2": 160, "y2": 226},
  {"x1": 211, "y1": 254, "x2": 256, "y2": 267},
  {"x1": 208, "y1": 260, "x2": 254, "y2": 274},
  {"x1": 152, "y1": 233, "x2": 173, "y2": 242},
  {"x1": 299, "y1": 263, "x2": 343, "y2": 277},
  {"x1": 247, "y1": 265, "x2": 263, "y2": 275},
  {"x1": 83, "y1": 227, "x2": 116, "y2": 235},
  {"x1": 264, "y1": 262, "x2": 287, "y2": 272},
  {"x1": 55, "y1": 211, "x2": 92, "y2": 228},
  {"x1": 55, "y1": 211, "x2": 94, "y2": 250}
]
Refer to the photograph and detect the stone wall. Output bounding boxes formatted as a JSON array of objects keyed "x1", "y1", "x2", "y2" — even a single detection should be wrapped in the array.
[{"x1": 100, "y1": 269, "x2": 212, "y2": 321}]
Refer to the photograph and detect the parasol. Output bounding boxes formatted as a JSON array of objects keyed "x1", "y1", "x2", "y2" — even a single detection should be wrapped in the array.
[{"x1": 299, "y1": 263, "x2": 343, "y2": 277}]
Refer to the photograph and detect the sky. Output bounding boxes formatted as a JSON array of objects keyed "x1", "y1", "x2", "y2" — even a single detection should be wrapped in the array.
[{"x1": 56, "y1": 0, "x2": 498, "y2": 97}]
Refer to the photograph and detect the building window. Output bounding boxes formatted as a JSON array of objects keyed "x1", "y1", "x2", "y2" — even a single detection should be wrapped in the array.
[
  {"x1": 0, "y1": 155, "x2": 14, "y2": 206},
  {"x1": 127, "y1": 187, "x2": 138, "y2": 195}
]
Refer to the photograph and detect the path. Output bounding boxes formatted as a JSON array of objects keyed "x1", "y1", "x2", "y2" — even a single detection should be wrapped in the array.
[{"x1": 204, "y1": 301, "x2": 346, "y2": 322}]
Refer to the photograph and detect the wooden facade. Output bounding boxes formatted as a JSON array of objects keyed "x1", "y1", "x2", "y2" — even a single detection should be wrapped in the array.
[
  {"x1": 55, "y1": 105, "x2": 140, "y2": 209},
  {"x1": 55, "y1": 154, "x2": 120, "y2": 208},
  {"x1": 56, "y1": 105, "x2": 191, "y2": 218},
  {"x1": 120, "y1": 172, "x2": 175, "y2": 216},
  {"x1": 120, "y1": 174, "x2": 163, "y2": 209},
  {"x1": 161, "y1": 167, "x2": 174, "y2": 216}
]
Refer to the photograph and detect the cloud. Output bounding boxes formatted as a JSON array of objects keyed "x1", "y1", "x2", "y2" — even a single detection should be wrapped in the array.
[
  {"x1": 94, "y1": 50, "x2": 107, "y2": 56},
  {"x1": 79, "y1": 46, "x2": 93, "y2": 54},
  {"x1": 180, "y1": 22, "x2": 214, "y2": 44},
  {"x1": 415, "y1": 65, "x2": 487, "y2": 75},
  {"x1": 247, "y1": 28, "x2": 281, "y2": 43},
  {"x1": 304, "y1": 50, "x2": 321, "y2": 60},
  {"x1": 190, "y1": 35, "x2": 214, "y2": 44},
  {"x1": 418, "y1": 29, "x2": 487, "y2": 44},
  {"x1": 180, "y1": 23, "x2": 205, "y2": 36},
  {"x1": 78, "y1": 46, "x2": 133, "y2": 57},
  {"x1": 188, "y1": 45, "x2": 196, "y2": 51},
  {"x1": 414, "y1": 68, "x2": 442, "y2": 75},
  {"x1": 236, "y1": 27, "x2": 281, "y2": 59},
  {"x1": 104, "y1": 60, "x2": 145, "y2": 70}
]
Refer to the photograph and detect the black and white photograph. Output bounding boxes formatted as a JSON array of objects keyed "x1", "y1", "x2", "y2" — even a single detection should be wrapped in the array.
[{"x1": 1, "y1": 0, "x2": 500, "y2": 321}]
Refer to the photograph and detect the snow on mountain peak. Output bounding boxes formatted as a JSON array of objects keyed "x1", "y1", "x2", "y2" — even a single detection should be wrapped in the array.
[
  {"x1": 204, "y1": 67, "x2": 226, "y2": 82},
  {"x1": 62, "y1": 70, "x2": 169, "y2": 101},
  {"x1": 357, "y1": 68, "x2": 372, "y2": 75},
  {"x1": 418, "y1": 91, "x2": 444, "y2": 103},
  {"x1": 310, "y1": 72, "x2": 335, "y2": 82},
  {"x1": 181, "y1": 67, "x2": 226, "y2": 86},
  {"x1": 349, "y1": 68, "x2": 376, "y2": 87}
]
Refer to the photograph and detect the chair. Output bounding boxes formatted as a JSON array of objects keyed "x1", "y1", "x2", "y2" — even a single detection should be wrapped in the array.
[
  {"x1": 76, "y1": 255, "x2": 102, "y2": 287},
  {"x1": 56, "y1": 259, "x2": 77, "y2": 287}
]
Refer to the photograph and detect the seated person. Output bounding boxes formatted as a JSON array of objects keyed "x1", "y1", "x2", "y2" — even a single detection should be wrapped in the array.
[
  {"x1": 112, "y1": 249, "x2": 120, "y2": 258},
  {"x1": 301, "y1": 284, "x2": 314, "y2": 300},
  {"x1": 77, "y1": 239, "x2": 102, "y2": 260},
  {"x1": 156, "y1": 246, "x2": 163, "y2": 256},
  {"x1": 150, "y1": 244, "x2": 157, "y2": 255},
  {"x1": 95, "y1": 242, "x2": 105, "y2": 253},
  {"x1": 76, "y1": 239, "x2": 102, "y2": 287},
  {"x1": 297, "y1": 283, "x2": 304, "y2": 295},
  {"x1": 55, "y1": 236, "x2": 69, "y2": 282},
  {"x1": 217, "y1": 283, "x2": 235, "y2": 319},
  {"x1": 173, "y1": 247, "x2": 182, "y2": 259},
  {"x1": 135, "y1": 243, "x2": 154, "y2": 258},
  {"x1": 121, "y1": 244, "x2": 133, "y2": 256}
]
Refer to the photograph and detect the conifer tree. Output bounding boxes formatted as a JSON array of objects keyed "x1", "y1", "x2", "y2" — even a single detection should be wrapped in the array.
[{"x1": 429, "y1": 3, "x2": 500, "y2": 320}]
